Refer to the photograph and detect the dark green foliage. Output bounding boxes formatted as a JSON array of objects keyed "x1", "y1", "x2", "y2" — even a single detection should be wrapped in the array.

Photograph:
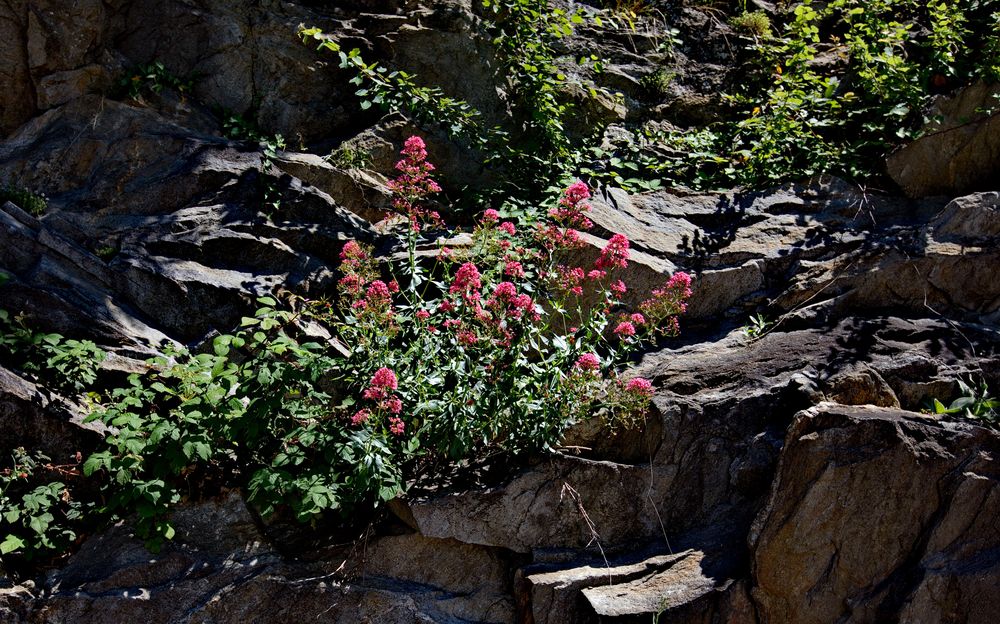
[
  {"x1": 1, "y1": 449, "x2": 83, "y2": 563},
  {"x1": 731, "y1": 10, "x2": 771, "y2": 37},
  {"x1": 928, "y1": 379, "x2": 999, "y2": 426},
  {"x1": 640, "y1": 68, "x2": 675, "y2": 98},
  {"x1": 0, "y1": 310, "x2": 106, "y2": 394},
  {"x1": 0, "y1": 182, "x2": 47, "y2": 216},
  {"x1": 114, "y1": 62, "x2": 194, "y2": 102},
  {"x1": 649, "y1": 0, "x2": 1000, "y2": 189}
]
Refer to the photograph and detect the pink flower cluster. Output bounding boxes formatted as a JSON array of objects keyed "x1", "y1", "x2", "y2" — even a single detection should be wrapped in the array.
[
  {"x1": 364, "y1": 367, "x2": 398, "y2": 400},
  {"x1": 557, "y1": 265, "x2": 586, "y2": 296},
  {"x1": 549, "y1": 181, "x2": 594, "y2": 230},
  {"x1": 337, "y1": 241, "x2": 402, "y2": 333},
  {"x1": 389, "y1": 416, "x2": 405, "y2": 436},
  {"x1": 351, "y1": 367, "x2": 407, "y2": 435},
  {"x1": 340, "y1": 241, "x2": 366, "y2": 272},
  {"x1": 596, "y1": 234, "x2": 630, "y2": 270},
  {"x1": 553, "y1": 263, "x2": 619, "y2": 299},
  {"x1": 386, "y1": 135, "x2": 443, "y2": 232},
  {"x1": 362, "y1": 367, "x2": 403, "y2": 415},
  {"x1": 504, "y1": 261, "x2": 525, "y2": 278},
  {"x1": 537, "y1": 227, "x2": 584, "y2": 250},
  {"x1": 537, "y1": 181, "x2": 594, "y2": 251},
  {"x1": 613, "y1": 321, "x2": 636, "y2": 338},
  {"x1": 639, "y1": 271, "x2": 694, "y2": 337},
  {"x1": 486, "y1": 281, "x2": 534, "y2": 321},
  {"x1": 574, "y1": 353, "x2": 601, "y2": 371},
  {"x1": 626, "y1": 378, "x2": 653, "y2": 397},
  {"x1": 450, "y1": 262, "x2": 482, "y2": 296}
]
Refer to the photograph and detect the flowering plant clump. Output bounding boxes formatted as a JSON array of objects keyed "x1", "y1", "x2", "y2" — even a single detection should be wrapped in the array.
[
  {"x1": 83, "y1": 137, "x2": 692, "y2": 542},
  {"x1": 385, "y1": 136, "x2": 443, "y2": 232},
  {"x1": 309, "y1": 136, "x2": 691, "y2": 488}
]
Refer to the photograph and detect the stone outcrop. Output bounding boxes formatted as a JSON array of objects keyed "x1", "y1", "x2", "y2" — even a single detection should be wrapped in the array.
[
  {"x1": 751, "y1": 404, "x2": 1000, "y2": 624},
  {"x1": 888, "y1": 82, "x2": 1000, "y2": 198},
  {"x1": 0, "y1": 96, "x2": 375, "y2": 349}
]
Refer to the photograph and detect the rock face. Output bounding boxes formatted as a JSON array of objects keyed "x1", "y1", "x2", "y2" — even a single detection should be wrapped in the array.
[
  {"x1": 2, "y1": 492, "x2": 518, "y2": 624},
  {"x1": 3, "y1": 1, "x2": 1000, "y2": 623},
  {"x1": 751, "y1": 404, "x2": 1000, "y2": 624},
  {"x1": 888, "y1": 82, "x2": 1000, "y2": 198},
  {"x1": 0, "y1": 95, "x2": 375, "y2": 349}
]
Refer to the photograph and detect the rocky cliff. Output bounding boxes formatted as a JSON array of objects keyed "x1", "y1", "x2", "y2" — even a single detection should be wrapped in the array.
[{"x1": 2, "y1": 0, "x2": 999, "y2": 622}]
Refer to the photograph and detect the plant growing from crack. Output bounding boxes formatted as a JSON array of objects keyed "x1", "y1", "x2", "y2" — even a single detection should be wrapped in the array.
[
  {"x1": 76, "y1": 137, "x2": 693, "y2": 548},
  {"x1": 927, "y1": 378, "x2": 999, "y2": 426}
]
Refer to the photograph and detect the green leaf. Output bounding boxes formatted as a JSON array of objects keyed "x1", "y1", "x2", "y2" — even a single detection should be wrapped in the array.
[
  {"x1": 82, "y1": 453, "x2": 110, "y2": 477},
  {"x1": 1, "y1": 534, "x2": 25, "y2": 555}
]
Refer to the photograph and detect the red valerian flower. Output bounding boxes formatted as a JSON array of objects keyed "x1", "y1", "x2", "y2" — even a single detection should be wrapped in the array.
[
  {"x1": 363, "y1": 367, "x2": 398, "y2": 400},
  {"x1": 351, "y1": 409, "x2": 371, "y2": 425},
  {"x1": 450, "y1": 262, "x2": 482, "y2": 294},
  {"x1": 596, "y1": 234, "x2": 630, "y2": 270},
  {"x1": 504, "y1": 261, "x2": 525, "y2": 278},
  {"x1": 386, "y1": 135, "x2": 443, "y2": 231},
  {"x1": 626, "y1": 378, "x2": 654, "y2": 396},
  {"x1": 574, "y1": 353, "x2": 600, "y2": 371},
  {"x1": 389, "y1": 417, "x2": 405, "y2": 436},
  {"x1": 613, "y1": 321, "x2": 637, "y2": 337}
]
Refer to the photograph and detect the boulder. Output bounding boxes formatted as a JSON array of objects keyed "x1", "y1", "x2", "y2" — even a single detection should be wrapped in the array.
[
  {"x1": 888, "y1": 81, "x2": 1000, "y2": 198},
  {"x1": 0, "y1": 366, "x2": 104, "y2": 464},
  {"x1": 0, "y1": 0, "x2": 36, "y2": 135},
  {"x1": 750, "y1": 404, "x2": 1000, "y2": 624},
  {"x1": 582, "y1": 181, "x2": 1000, "y2": 329}
]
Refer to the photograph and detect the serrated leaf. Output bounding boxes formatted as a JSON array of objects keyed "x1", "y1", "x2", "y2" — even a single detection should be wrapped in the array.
[{"x1": 1, "y1": 534, "x2": 25, "y2": 555}]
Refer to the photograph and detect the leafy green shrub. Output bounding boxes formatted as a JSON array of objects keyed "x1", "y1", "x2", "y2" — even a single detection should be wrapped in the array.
[
  {"x1": 0, "y1": 310, "x2": 106, "y2": 394},
  {"x1": 219, "y1": 110, "x2": 265, "y2": 142},
  {"x1": 731, "y1": 11, "x2": 771, "y2": 37},
  {"x1": 94, "y1": 245, "x2": 117, "y2": 262},
  {"x1": 82, "y1": 138, "x2": 693, "y2": 543},
  {"x1": 0, "y1": 182, "x2": 47, "y2": 216},
  {"x1": 588, "y1": 0, "x2": 1000, "y2": 191},
  {"x1": 327, "y1": 145, "x2": 372, "y2": 170},
  {"x1": 740, "y1": 312, "x2": 773, "y2": 340},
  {"x1": 1, "y1": 448, "x2": 83, "y2": 563},
  {"x1": 259, "y1": 134, "x2": 287, "y2": 213}
]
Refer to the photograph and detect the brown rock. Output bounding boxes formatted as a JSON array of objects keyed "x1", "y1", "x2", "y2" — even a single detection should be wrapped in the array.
[
  {"x1": 35, "y1": 65, "x2": 109, "y2": 110},
  {"x1": 888, "y1": 82, "x2": 1000, "y2": 198},
  {"x1": 11, "y1": 493, "x2": 517, "y2": 623},
  {"x1": 750, "y1": 404, "x2": 1000, "y2": 623},
  {"x1": 0, "y1": 366, "x2": 104, "y2": 469},
  {"x1": 825, "y1": 366, "x2": 901, "y2": 408}
]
